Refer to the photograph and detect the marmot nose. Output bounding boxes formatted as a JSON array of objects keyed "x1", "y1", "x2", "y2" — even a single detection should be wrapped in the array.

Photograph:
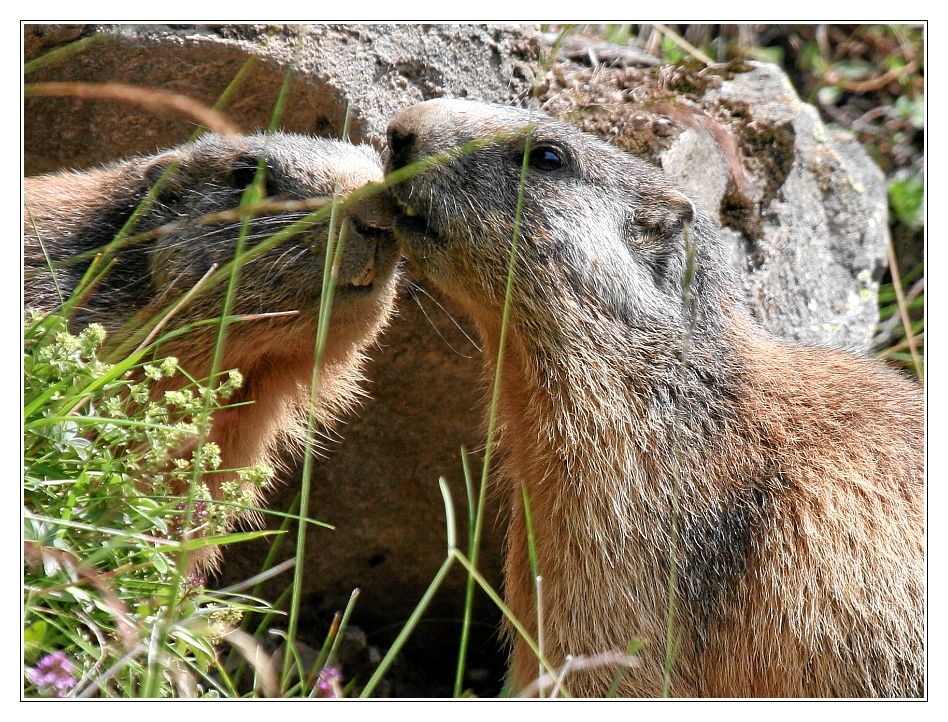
[{"x1": 386, "y1": 125, "x2": 417, "y2": 171}]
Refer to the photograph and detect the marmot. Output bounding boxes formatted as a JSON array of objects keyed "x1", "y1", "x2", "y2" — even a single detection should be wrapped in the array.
[
  {"x1": 25, "y1": 133, "x2": 401, "y2": 554},
  {"x1": 384, "y1": 99, "x2": 924, "y2": 698}
]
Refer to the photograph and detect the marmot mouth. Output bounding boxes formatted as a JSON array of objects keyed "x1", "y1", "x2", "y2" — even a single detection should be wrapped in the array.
[
  {"x1": 339, "y1": 244, "x2": 379, "y2": 294},
  {"x1": 337, "y1": 237, "x2": 399, "y2": 297},
  {"x1": 337, "y1": 218, "x2": 397, "y2": 293},
  {"x1": 349, "y1": 258, "x2": 376, "y2": 288}
]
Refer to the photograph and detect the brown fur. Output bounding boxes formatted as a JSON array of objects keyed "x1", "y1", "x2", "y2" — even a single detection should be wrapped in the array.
[
  {"x1": 385, "y1": 99, "x2": 924, "y2": 697},
  {"x1": 24, "y1": 133, "x2": 401, "y2": 564}
]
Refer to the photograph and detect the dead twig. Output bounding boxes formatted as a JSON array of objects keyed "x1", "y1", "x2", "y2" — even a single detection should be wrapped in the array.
[
  {"x1": 24, "y1": 82, "x2": 241, "y2": 136},
  {"x1": 879, "y1": 331, "x2": 925, "y2": 359},
  {"x1": 650, "y1": 100, "x2": 750, "y2": 197},
  {"x1": 517, "y1": 650, "x2": 641, "y2": 698},
  {"x1": 825, "y1": 60, "x2": 918, "y2": 94},
  {"x1": 542, "y1": 32, "x2": 661, "y2": 68},
  {"x1": 883, "y1": 234, "x2": 923, "y2": 380},
  {"x1": 133, "y1": 264, "x2": 219, "y2": 354}
]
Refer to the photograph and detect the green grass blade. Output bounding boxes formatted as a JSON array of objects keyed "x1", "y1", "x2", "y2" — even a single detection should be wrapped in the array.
[
  {"x1": 450, "y1": 549, "x2": 566, "y2": 698},
  {"x1": 24, "y1": 33, "x2": 108, "y2": 74},
  {"x1": 282, "y1": 103, "x2": 354, "y2": 689}
]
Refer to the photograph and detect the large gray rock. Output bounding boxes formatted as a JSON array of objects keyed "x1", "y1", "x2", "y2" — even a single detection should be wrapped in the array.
[
  {"x1": 24, "y1": 25, "x2": 889, "y2": 694},
  {"x1": 668, "y1": 63, "x2": 887, "y2": 351},
  {"x1": 25, "y1": 23, "x2": 537, "y2": 173}
]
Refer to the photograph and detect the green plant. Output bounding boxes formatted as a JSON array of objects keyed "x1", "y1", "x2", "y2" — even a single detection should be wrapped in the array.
[
  {"x1": 889, "y1": 174, "x2": 924, "y2": 229},
  {"x1": 23, "y1": 311, "x2": 279, "y2": 697},
  {"x1": 22, "y1": 36, "x2": 350, "y2": 698},
  {"x1": 660, "y1": 36, "x2": 686, "y2": 64},
  {"x1": 876, "y1": 261, "x2": 924, "y2": 378}
]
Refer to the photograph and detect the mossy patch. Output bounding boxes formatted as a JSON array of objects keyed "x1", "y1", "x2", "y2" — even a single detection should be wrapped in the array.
[
  {"x1": 538, "y1": 57, "x2": 800, "y2": 250},
  {"x1": 536, "y1": 59, "x2": 754, "y2": 164}
]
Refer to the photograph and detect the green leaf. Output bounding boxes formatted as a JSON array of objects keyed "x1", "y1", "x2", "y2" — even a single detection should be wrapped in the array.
[
  {"x1": 660, "y1": 36, "x2": 684, "y2": 64},
  {"x1": 885, "y1": 55, "x2": 907, "y2": 71},
  {"x1": 152, "y1": 554, "x2": 169, "y2": 575},
  {"x1": 64, "y1": 585, "x2": 93, "y2": 605},
  {"x1": 152, "y1": 529, "x2": 284, "y2": 554},
  {"x1": 888, "y1": 176, "x2": 924, "y2": 229},
  {"x1": 894, "y1": 95, "x2": 924, "y2": 129},
  {"x1": 603, "y1": 24, "x2": 632, "y2": 45},
  {"x1": 24, "y1": 620, "x2": 47, "y2": 649},
  {"x1": 748, "y1": 46, "x2": 784, "y2": 65},
  {"x1": 834, "y1": 59, "x2": 873, "y2": 81},
  {"x1": 818, "y1": 85, "x2": 842, "y2": 106}
]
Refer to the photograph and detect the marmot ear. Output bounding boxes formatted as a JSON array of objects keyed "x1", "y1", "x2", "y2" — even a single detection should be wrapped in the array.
[
  {"x1": 142, "y1": 151, "x2": 185, "y2": 206},
  {"x1": 625, "y1": 186, "x2": 696, "y2": 288},
  {"x1": 633, "y1": 185, "x2": 695, "y2": 238}
]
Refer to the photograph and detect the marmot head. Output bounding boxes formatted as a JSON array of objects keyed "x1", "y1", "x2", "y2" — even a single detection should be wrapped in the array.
[
  {"x1": 27, "y1": 133, "x2": 401, "y2": 341},
  {"x1": 140, "y1": 133, "x2": 400, "y2": 328},
  {"x1": 384, "y1": 99, "x2": 739, "y2": 352}
]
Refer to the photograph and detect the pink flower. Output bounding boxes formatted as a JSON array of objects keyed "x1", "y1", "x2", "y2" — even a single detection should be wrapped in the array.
[
  {"x1": 29, "y1": 651, "x2": 77, "y2": 697},
  {"x1": 315, "y1": 666, "x2": 343, "y2": 698}
]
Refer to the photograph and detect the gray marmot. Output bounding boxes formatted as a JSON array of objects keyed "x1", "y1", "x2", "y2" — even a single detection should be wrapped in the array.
[
  {"x1": 385, "y1": 99, "x2": 923, "y2": 698},
  {"x1": 25, "y1": 133, "x2": 401, "y2": 558}
]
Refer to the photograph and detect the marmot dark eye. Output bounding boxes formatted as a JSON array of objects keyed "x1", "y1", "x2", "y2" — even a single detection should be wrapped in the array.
[
  {"x1": 233, "y1": 158, "x2": 279, "y2": 196},
  {"x1": 232, "y1": 163, "x2": 259, "y2": 190},
  {"x1": 529, "y1": 145, "x2": 565, "y2": 171}
]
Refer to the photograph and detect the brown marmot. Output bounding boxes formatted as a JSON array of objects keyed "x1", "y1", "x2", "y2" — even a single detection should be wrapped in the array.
[
  {"x1": 384, "y1": 99, "x2": 924, "y2": 698},
  {"x1": 24, "y1": 133, "x2": 401, "y2": 553}
]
